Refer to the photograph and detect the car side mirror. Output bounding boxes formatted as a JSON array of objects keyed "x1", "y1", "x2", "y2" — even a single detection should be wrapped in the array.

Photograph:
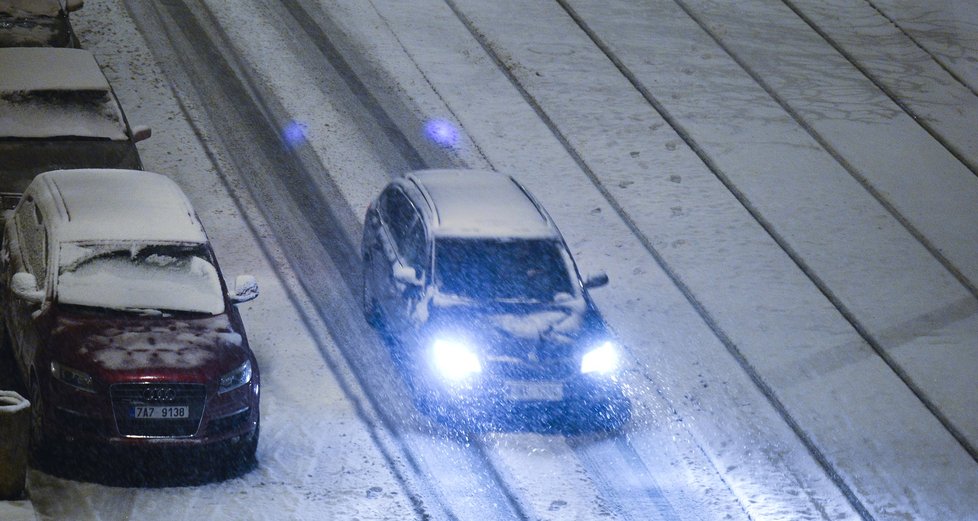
[
  {"x1": 230, "y1": 275, "x2": 259, "y2": 304},
  {"x1": 132, "y1": 125, "x2": 152, "y2": 143},
  {"x1": 11, "y1": 272, "x2": 44, "y2": 304},
  {"x1": 65, "y1": 0, "x2": 84, "y2": 12},
  {"x1": 583, "y1": 272, "x2": 609, "y2": 290},
  {"x1": 393, "y1": 264, "x2": 422, "y2": 287}
]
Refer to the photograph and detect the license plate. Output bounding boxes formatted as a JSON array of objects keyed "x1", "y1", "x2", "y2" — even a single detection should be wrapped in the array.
[
  {"x1": 130, "y1": 405, "x2": 189, "y2": 420},
  {"x1": 506, "y1": 381, "x2": 564, "y2": 401}
]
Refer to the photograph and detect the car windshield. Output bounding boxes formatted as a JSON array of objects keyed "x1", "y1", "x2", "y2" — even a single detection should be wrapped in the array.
[
  {"x1": 0, "y1": 140, "x2": 141, "y2": 195},
  {"x1": 0, "y1": 0, "x2": 62, "y2": 17},
  {"x1": 0, "y1": 90, "x2": 127, "y2": 140},
  {"x1": 435, "y1": 237, "x2": 575, "y2": 302},
  {"x1": 57, "y1": 242, "x2": 225, "y2": 315}
]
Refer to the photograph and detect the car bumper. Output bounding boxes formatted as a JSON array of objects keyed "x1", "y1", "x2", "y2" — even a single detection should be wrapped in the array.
[
  {"x1": 41, "y1": 377, "x2": 259, "y2": 449},
  {"x1": 414, "y1": 371, "x2": 630, "y2": 430}
]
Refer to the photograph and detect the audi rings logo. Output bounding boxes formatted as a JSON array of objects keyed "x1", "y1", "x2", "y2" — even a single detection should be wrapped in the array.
[{"x1": 143, "y1": 387, "x2": 177, "y2": 403}]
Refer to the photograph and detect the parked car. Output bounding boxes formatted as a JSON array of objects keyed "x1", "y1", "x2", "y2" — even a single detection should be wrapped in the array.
[
  {"x1": 0, "y1": 169, "x2": 261, "y2": 462},
  {"x1": 0, "y1": 0, "x2": 82, "y2": 48},
  {"x1": 0, "y1": 47, "x2": 150, "y2": 214},
  {"x1": 362, "y1": 169, "x2": 630, "y2": 431}
]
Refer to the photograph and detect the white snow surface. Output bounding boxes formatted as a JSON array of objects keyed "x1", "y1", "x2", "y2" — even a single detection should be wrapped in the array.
[{"x1": 0, "y1": 48, "x2": 108, "y2": 92}]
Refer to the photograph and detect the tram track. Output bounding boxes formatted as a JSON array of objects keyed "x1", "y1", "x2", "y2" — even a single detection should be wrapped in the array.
[
  {"x1": 859, "y1": 0, "x2": 978, "y2": 98},
  {"x1": 602, "y1": 0, "x2": 978, "y2": 464},
  {"x1": 776, "y1": 0, "x2": 978, "y2": 178},
  {"x1": 677, "y1": 0, "x2": 978, "y2": 302},
  {"x1": 667, "y1": 0, "x2": 978, "y2": 462}
]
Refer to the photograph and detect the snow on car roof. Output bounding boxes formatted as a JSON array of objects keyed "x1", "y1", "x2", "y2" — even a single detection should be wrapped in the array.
[
  {"x1": 36, "y1": 169, "x2": 207, "y2": 244},
  {"x1": 0, "y1": 0, "x2": 62, "y2": 17},
  {"x1": 0, "y1": 48, "x2": 109, "y2": 93},
  {"x1": 408, "y1": 169, "x2": 557, "y2": 239}
]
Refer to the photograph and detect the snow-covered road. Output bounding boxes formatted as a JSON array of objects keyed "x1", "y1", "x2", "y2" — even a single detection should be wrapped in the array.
[{"x1": 19, "y1": 0, "x2": 978, "y2": 519}]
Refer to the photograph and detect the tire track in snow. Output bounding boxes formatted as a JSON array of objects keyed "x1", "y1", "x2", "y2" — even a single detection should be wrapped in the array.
[
  {"x1": 265, "y1": 1, "x2": 707, "y2": 519},
  {"x1": 124, "y1": 1, "x2": 437, "y2": 518},
  {"x1": 129, "y1": 1, "x2": 533, "y2": 519}
]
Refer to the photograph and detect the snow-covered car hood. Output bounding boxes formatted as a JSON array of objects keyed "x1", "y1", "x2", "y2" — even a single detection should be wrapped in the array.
[
  {"x1": 425, "y1": 296, "x2": 605, "y2": 360},
  {"x1": 49, "y1": 311, "x2": 248, "y2": 381}
]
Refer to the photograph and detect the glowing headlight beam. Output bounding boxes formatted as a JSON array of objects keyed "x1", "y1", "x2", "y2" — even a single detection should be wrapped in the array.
[
  {"x1": 581, "y1": 341, "x2": 620, "y2": 375},
  {"x1": 432, "y1": 338, "x2": 482, "y2": 381}
]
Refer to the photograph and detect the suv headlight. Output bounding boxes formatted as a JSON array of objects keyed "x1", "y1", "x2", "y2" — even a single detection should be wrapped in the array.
[
  {"x1": 50, "y1": 361, "x2": 96, "y2": 393},
  {"x1": 581, "y1": 341, "x2": 620, "y2": 375},
  {"x1": 219, "y1": 360, "x2": 252, "y2": 394},
  {"x1": 431, "y1": 338, "x2": 482, "y2": 381}
]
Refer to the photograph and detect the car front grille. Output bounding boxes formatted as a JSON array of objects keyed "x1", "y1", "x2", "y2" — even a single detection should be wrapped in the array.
[
  {"x1": 485, "y1": 345, "x2": 577, "y2": 380},
  {"x1": 110, "y1": 383, "x2": 206, "y2": 437}
]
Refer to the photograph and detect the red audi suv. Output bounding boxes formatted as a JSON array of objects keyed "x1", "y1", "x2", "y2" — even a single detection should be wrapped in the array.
[{"x1": 0, "y1": 169, "x2": 260, "y2": 462}]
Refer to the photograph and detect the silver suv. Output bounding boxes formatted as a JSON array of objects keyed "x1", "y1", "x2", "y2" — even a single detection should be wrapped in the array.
[{"x1": 362, "y1": 169, "x2": 629, "y2": 430}]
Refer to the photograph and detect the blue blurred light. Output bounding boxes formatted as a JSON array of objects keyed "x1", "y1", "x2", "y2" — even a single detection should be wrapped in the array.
[
  {"x1": 424, "y1": 119, "x2": 460, "y2": 148},
  {"x1": 282, "y1": 121, "x2": 308, "y2": 148}
]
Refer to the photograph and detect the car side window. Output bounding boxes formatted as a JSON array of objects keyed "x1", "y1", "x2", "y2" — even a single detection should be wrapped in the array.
[
  {"x1": 382, "y1": 189, "x2": 419, "y2": 256},
  {"x1": 402, "y1": 220, "x2": 426, "y2": 270},
  {"x1": 16, "y1": 196, "x2": 47, "y2": 290}
]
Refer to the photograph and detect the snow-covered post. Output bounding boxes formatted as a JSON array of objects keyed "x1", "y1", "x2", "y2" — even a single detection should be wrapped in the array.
[{"x1": 0, "y1": 390, "x2": 30, "y2": 499}]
